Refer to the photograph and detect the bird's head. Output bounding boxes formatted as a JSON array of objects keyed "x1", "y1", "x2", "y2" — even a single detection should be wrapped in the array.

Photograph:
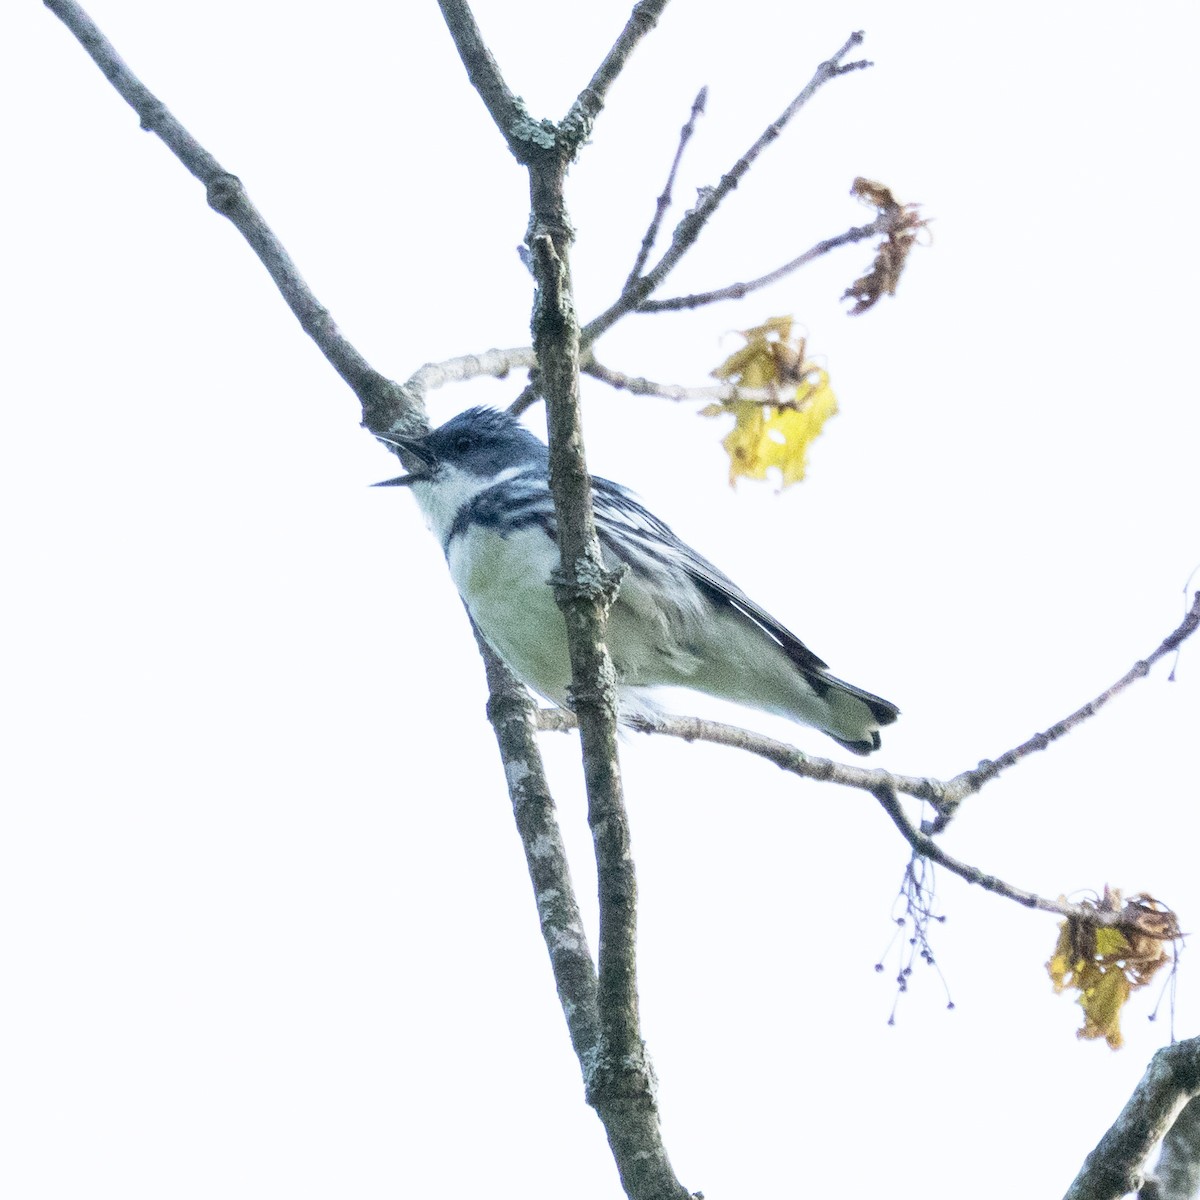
[{"x1": 373, "y1": 406, "x2": 547, "y2": 489}]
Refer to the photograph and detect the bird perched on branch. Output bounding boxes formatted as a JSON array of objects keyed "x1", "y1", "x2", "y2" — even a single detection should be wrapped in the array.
[{"x1": 375, "y1": 406, "x2": 898, "y2": 754}]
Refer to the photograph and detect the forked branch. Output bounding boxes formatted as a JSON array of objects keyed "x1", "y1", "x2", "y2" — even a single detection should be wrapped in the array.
[
  {"x1": 537, "y1": 592, "x2": 1200, "y2": 928},
  {"x1": 584, "y1": 31, "x2": 872, "y2": 344},
  {"x1": 435, "y1": 0, "x2": 531, "y2": 160},
  {"x1": 563, "y1": 0, "x2": 672, "y2": 148},
  {"x1": 440, "y1": 4, "x2": 690, "y2": 1196}
]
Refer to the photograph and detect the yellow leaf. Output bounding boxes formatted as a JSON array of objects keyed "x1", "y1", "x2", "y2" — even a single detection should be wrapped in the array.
[
  {"x1": 1094, "y1": 927, "x2": 1131, "y2": 959},
  {"x1": 1081, "y1": 968, "x2": 1132, "y2": 1049},
  {"x1": 1047, "y1": 923, "x2": 1074, "y2": 992},
  {"x1": 706, "y1": 317, "x2": 838, "y2": 488},
  {"x1": 1046, "y1": 889, "x2": 1180, "y2": 1050}
]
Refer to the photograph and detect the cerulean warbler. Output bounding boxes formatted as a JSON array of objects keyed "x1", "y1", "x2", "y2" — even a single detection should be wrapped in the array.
[{"x1": 375, "y1": 407, "x2": 898, "y2": 754}]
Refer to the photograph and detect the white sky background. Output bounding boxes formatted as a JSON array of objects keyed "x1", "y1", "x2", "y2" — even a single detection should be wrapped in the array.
[{"x1": 3, "y1": 1, "x2": 1199, "y2": 1196}]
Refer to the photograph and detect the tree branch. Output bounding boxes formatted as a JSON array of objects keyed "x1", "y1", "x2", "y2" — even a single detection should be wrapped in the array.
[
  {"x1": 1066, "y1": 1038, "x2": 1200, "y2": 1200},
  {"x1": 583, "y1": 31, "x2": 871, "y2": 345},
  {"x1": 561, "y1": 0, "x2": 673, "y2": 149},
  {"x1": 1146, "y1": 1094, "x2": 1200, "y2": 1200},
  {"x1": 529, "y1": 225, "x2": 640, "y2": 1049},
  {"x1": 435, "y1": 0, "x2": 543, "y2": 162},
  {"x1": 621, "y1": 85, "x2": 707, "y2": 291},
  {"x1": 637, "y1": 217, "x2": 885, "y2": 313},
  {"x1": 539, "y1": 707, "x2": 1158, "y2": 929},
  {"x1": 478, "y1": 635, "x2": 602, "y2": 1067},
  {"x1": 933, "y1": 591, "x2": 1200, "y2": 833},
  {"x1": 583, "y1": 357, "x2": 816, "y2": 405},
  {"x1": 406, "y1": 346, "x2": 537, "y2": 395},
  {"x1": 541, "y1": 598, "x2": 1199, "y2": 861},
  {"x1": 590, "y1": 592, "x2": 1200, "y2": 836},
  {"x1": 586, "y1": 708, "x2": 948, "y2": 808},
  {"x1": 518, "y1": 352, "x2": 789, "y2": 415},
  {"x1": 43, "y1": 0, "x2": 415, "y2": 437},
  {"x1": 439, "y1": 3, "x2": 687, "y2": 1186},
  {"x1": 872, "y1": 786, "x2": 1139, "y2": 926},
  {"x1": 506, "y1": 373, "x2": 544, "y2": 418},
  {"x1": 526, "y1": 128, "x2": 689, "y2": 1200}
]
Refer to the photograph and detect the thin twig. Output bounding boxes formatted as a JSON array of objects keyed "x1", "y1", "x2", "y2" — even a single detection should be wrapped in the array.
[
  {"x1": 1065, "y1": 1038, "x2": 1200, "y2": 1200},
  {"x1": 583, "y1": 31, "x2": 871, "y2": 345},
  {"x1": 583, "y1": 358, "x2": 771, "y2": 404},
  {"x1": 507, "y1": 373, "x2": 543, "y2": 417},
  {"x1": 934, "y1": 591, "x2": 1200, "y2": 832},
  {"x1": 622, "y1": 86, "x2": 708, "y2": 291},
  {"x1": 562, "y1": 0, "x2": 673, "y2": 148},
  {"x1": 873, "y1": 786, "x2": 1136, "y2": 925},
  {"x1": 521, "y1": 353, "x2": 783, "y2": 413},
  {"x1": 1172, "y1": 564, "x2": 1200, "y2": 680},
  {"x1": 638, "y1": 217, "x2": 885, "y2": 313},
  {"x1": 44, "y1": 0, "x2": 414, "y2": 436}
]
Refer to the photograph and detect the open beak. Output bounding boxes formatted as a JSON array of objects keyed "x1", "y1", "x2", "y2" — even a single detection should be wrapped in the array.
[
  {"x1": 372, "y1": 431, "x2": 435, "y2": 488},
  {"x1": 371, "y1": 472, "x2": 426, "y2": 488}
]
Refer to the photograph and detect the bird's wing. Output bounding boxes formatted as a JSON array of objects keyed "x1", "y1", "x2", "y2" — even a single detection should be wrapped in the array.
[{"x1": 590, "y1": 475, "x2": 830, "y2": 675}]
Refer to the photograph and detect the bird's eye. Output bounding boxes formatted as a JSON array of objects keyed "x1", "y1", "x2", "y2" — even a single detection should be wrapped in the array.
[{"x1": 454, "y1": 434, "x2": 472, "y2": 453}]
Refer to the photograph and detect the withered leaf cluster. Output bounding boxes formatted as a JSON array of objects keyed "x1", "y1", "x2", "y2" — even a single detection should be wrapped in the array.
[
  {"x1": 1047, "y1": 888, "x2": 1180, "y2": 1050},
  {"x1": 843, "y1": 176, "x2": 928, "y2": 315}
]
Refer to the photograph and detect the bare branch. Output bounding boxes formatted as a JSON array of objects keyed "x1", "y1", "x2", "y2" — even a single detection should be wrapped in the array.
[
  {"x1": 407, "y1": 346, "x2": 537, "y2": 395},
  {"x1": 529, "y1": 228, "x2": 638, "y2": 1054},
  {"x1": 873, "y1": 787, "x2": 1140, "y2": 925},
  {"x1": 530, "y1": 190, "x2": 687, "y2": 1196},
  {"x1": 583, "y1": 358, "x2": 747, "y2": 404},
  {"x1": 539, "y1": 568, "x2": 1198, "y2": 866},
  {"x1": 934, "y1": 591, "x2": 1200, "y2": 833},
  {"x1": 638, "y1": 217, "x2": 885, "y2": 313},
  {"x1": 562, "y1": 0, "x2": 673, "y2": 148},
  {"x1": 522, "y1": 351, "x2": 786, "y2": 414},
  {"x1": 434, "y1": 8, "x2": 689, "y2": 1187},
  {"x1": 621, "y1": 86, "x2": 708, "y2": 291},
  {"x1": 1066, "y1": 1039, "x2": 1200, "y2": 1200},
  {"x1": 1147, "y1": 1095, "x2": 1200, "y2": 1200},
  {"x1": 507, "y1": 374, "x2": 543, "y2": 417},
  {"x1": 538, "y1": 709, "x2": 1184, "y2": 928},
  {"x1": 441, "y1": 0, "x2": 670, "y2": 163},
  {"x1": 44, "y1": 0, "x2": 414, "y2": 434},
  {"x1": 536, "y1": 706, "x2": 950, "y2": 805},
  {"x1": 478, "y1": 634, "x2": 602, "y2": 1067},
  {"x1": 583, "y1": 31, "x2": 872, "y2": 344},
  {"x1": 436, "y1": 0, "x2": 539, "y2": 161}
]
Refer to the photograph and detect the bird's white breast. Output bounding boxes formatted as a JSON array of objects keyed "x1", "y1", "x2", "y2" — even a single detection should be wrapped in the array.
[
  {"x1": 408, "y1": 465, "x2": 572, "y2": 703},
  {"x1": 446, "y1": 521, "x2": 572, "y2": 704}
]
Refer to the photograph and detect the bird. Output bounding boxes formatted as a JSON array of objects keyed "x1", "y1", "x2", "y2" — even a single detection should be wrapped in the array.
[{"x1": 374, "y1": 406, "x2": 898, "y2": 754}]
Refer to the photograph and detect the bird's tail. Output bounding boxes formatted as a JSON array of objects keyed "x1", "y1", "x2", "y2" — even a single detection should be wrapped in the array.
[{"x1": 806, "y1": 670, "x2": 899, "y2": 756}]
